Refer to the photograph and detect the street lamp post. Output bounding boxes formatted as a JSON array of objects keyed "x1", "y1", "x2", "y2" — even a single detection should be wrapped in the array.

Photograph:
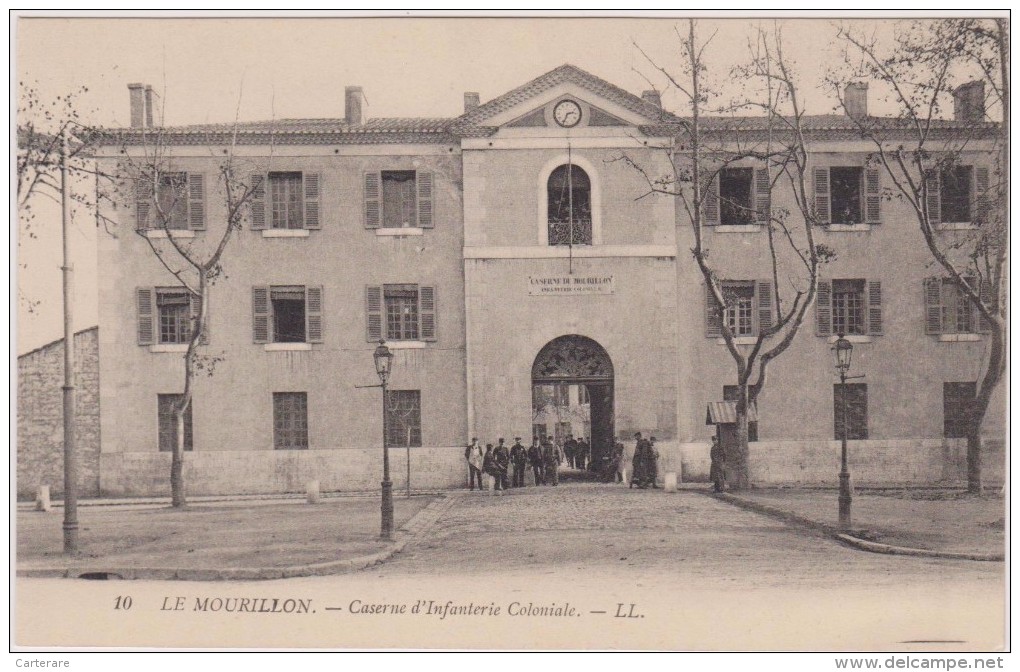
[
  {"x1": 373, "y1": 339, "x2": 395, "y2": 540},
  {"x1": 833, "y1": 333, "x2": 855, "y2": 530}
]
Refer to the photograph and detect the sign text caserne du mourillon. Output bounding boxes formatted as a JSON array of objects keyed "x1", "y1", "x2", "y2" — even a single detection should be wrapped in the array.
[{"x1": 528, "y1": 275, "x2": 615, "y2": 296}]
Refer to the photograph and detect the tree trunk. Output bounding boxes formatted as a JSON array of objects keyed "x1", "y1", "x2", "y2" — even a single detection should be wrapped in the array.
[
  {"x1": 966, "y1": 431, "x2": 982, "y2": 495},
  {"x1": 730, "y1": 386, "x2": 751, "y2": 490},
  {"x1": 171, "y1": 408, "x2": 187, "y2": 507}
]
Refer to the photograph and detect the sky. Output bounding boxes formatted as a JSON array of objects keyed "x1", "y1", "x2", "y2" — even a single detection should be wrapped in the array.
[{"x1": 13, "y1": 13, "x2": 999, "y2": 353}]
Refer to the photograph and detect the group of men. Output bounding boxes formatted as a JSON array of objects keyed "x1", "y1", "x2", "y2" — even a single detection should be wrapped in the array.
[
  {"x1": 464, "y1": 435, "x2": 585, "y2": 491},
  {"x1": 628, "y1": 432, "x2": 660, "y2": 489}
]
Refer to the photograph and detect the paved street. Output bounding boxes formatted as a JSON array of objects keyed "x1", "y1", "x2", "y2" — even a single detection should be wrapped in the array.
[{"x1": 15, "y1": 483, "x2": 1005, "y2": 650}]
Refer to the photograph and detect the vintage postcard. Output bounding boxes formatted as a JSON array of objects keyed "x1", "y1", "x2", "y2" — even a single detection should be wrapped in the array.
[{"x1": 13, "y1": 12, "x2": 1008, "y2": 655}]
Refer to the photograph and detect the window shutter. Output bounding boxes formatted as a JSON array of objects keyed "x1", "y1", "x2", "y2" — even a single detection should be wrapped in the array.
[
  {"x1": 754, "y1": 167, "x2": 771, "y2": 223},
  {"x1": 816, "y1": 280, "x2": 832, "y2": 336},
  {"x1": 925, "y1": 172, "x2": 941, "y2": 225},
  {"x1": 865, "y1": 168, "x2": 881, "y2": 224},
  {"x1": 705, "y1": 284, "x2": 723, "y2": 337},
  {"x1": 187, "y1": 173, "x2": 206, "y2": 230},
  {"x1": 366, "y1": 285, "x2": 383, "y2": 341},
  {"x1": 417, "y1": 171, "x2": 434, "y2": 228},
  {"x1": 135, "y1": 178, "x2": 153, "y2": 230},
  {"x1": 419, "y1": 285, "x2": 437, "y2": 341},
  {"x1": 867, "y1": 280, "x2": 883, "y2": 335},
  {"x1": 249, "y1": 173, "x2": 267, "y2": 230},
  {"x1": 977, "y1": 278, "x2": 993, "y2": 333},
  {"x1": 813, "y1": 168, "x2": 830, "y2": 224},
  {"x1": 190, "y1": 291, "x2": 209, "y2": 344},
  {"x1": 365, "y1": 172, "x2": 381, "y2": 229},
  {"x1": 137, "y1": 287, "x2": 155, "y2": 345},
  {"x1": 703, "y1": 175, "x2": 720, "y2": 226},
  {"x1": 974, "y1": 166, "x2": 990, "y2": 223},
  {"x1": 305, "y1": 285, "x2": 323, "y2": 343},
  {"x1": 756, "y1": 280, "x2": 774, "y2": 334},
  {"x1": 304, "y1": 173, "x2": 321, "y2": 229},
  {"x1": 252, "y1": 285, "x2": 270, "y2": 344},
  {"x1": 923, "y1": 277, "x2": 943, "y2": 335}
]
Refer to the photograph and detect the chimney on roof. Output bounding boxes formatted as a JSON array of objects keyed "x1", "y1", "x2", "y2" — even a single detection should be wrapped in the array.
[
  {"x1": 345, "y1": 86, "x2": 363, "y2": 126},
  {"x1": 144, "y1": 85, "x2": 155, "y2": 127},
  {"x1": 954, "y1": 81, "x2": 985, "y2": 122},
  {"x1": 128, "y1": 83, "x2": 146, "y2": 128},
  {"x1": 464, "y1": 92, "x2": 480, "y2": 113},
  {"x1": 641, "y1": 90, "x2": 662, "y2": 109},
  {"x1": 844, "y1": 82, "x2": 868, "y2": 119}
]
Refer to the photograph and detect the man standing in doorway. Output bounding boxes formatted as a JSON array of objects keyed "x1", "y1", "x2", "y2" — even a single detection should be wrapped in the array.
[
  {"x1": 542, "y1": 435, "x2": 561, "y2": 486},
  {"x1": 465, "y1": 437, "x2": 484, "y2": 491},
  {"x1": 510, "y1": 437, "x2": 528, "y2": 488},
  {"x1": 563, "y1": 434, "x2": 577, "y2": 469},
  {"x1": 575, "y1": 436, "x2": 590, "y2": 471},
  {"x1": 529, "y1": 436, "x2": 545, "y2": 486}
]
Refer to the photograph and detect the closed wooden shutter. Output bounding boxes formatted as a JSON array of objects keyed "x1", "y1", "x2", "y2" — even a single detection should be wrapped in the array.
[
  {"x1": 135, "y1": 178, "x2": 153, "y2": 230},
  {"x1": 756, "y1": 280, "x2": 774, "y2": 334},
  {"x1": 252, "y1": 285, "x2": 270, "y2": 343},
  {"x1": 816, "y1": 280, "x2": 832, "y2": 336},
  {"x1": 754, "y1": 167, "x2": 771, "y2": 223},
  {"x1": 305, "y1": 285, "x2": 323, "y2": 343},
  {"x1": 865, "y1": 168, "x2": 881, "y2": 224},
  {"x1": 419, "y1": 285, "x2": 437, "y2": 341},
  {"x1": 974, "y1": 166, "x2": 991, "y2": 223},
  {"x1": 417, "y1": 171, "x2": 434, "y2": 228},
  {"x1": 813, "y1": 167, "x2": 830, "y2": 224},
  {"x1": 190, "y1": 291, "x2": 208, "y2": 344},
  {"x1": 705, "y1": 284, "x2": 723, "y2": 337},
  {"x1": 304, "y1": 173, "x2": 321, "y2": 229},
  {"x1": 923, "y1": 277, "x2": 943, "y2": 335},
  {"x1": 366, "y1": 285, "x2": 383, "y2": 341},
  {"x1": 867, "y1": 280, "x2": 883, "y2": 335},
  {"x1": 137, "y1": 287, "x2": 155, "y2": 345},
  {"x1": 925, "y1": 172, "x2": 941, "y2": 225},
  {"x1": 703, "y1": 175, "x2": 720, "y2": 225},
  {"x1": 977, "y1": 278, "x2": 993, "y2": 333},
  {"x1": 249, "y1": 173, "x2": 267, "y2": 230},
  {"x1": 187, "y1": 173, "x2": 206, "y2": 230},
  {"x1": 364, "y1": 172, "x2": 381, "y2": 229}
]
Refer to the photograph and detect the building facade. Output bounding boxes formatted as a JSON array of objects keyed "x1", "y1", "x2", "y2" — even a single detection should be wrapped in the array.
[{"x1": 93, "y1": 65, "x2": 1005, "y2": 496}]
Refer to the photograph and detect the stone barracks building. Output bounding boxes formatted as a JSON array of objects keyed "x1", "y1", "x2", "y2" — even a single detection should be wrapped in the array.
[{"x1": 85, "y1": 65, "x2": 1003, "y2": 496}]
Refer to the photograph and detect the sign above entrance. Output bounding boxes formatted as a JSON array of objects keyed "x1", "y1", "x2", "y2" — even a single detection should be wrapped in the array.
[{"x1": 528, "y1": 275, "x2": 615, "y2": 296}]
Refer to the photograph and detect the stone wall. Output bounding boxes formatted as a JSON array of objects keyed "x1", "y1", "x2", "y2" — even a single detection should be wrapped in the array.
[{"x1": 17, "y1": 327, "x2": 101, "y2": 500}]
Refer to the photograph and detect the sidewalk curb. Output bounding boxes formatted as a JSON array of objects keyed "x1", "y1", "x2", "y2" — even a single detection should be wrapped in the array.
[
  {"x1": 17, "y1": 494, "x2": 457, "y2": 581},
  {"x1": 705, "y1": 491, "x2": 1004, "y2": 563}
]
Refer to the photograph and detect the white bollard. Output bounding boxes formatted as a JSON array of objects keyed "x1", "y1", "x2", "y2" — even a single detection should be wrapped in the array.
[
  {"x1": 306, "y1": 480, "x2": 320, "y2": 504},
  {"x1": 35, "y1": 485, "x2": 51, "y2": 512},
  {"x1": 621, "y1": 468, "x2": 629, "y2": 485},
  {"x1": 664, "y1": 472, "x2": 678, "y2": 492}
]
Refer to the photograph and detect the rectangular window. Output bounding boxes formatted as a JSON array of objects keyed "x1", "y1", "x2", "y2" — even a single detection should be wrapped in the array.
[
  {"x1": 532, "y1": 423, "x2": 547, "y2": 442},
  {"x1": 271, "y1": 286, "x2": 306, "y2": 342},
  {"x1": 156, "y1": 172, "x2": 189, "y2": 230},
  {"x1": 554, "y1": 385, "x2": 570, "y2": 407},
  {"x1": 833, "y1": 383, "x2": 868, "y2": 440},
  {"x1": 943, "y1": 382, "x2": 976, "y2": 439},
  {"x1": 578, "y1": 385, "x2": 590, "y2": 406},
  {"x1": 719, "y1": 168, "x2": 754, "y2": 226},
  {"x1": 940, "y1": 165, "x2": 973, "y2": 224},
  {"x1": 384, "y1": 285, "x2": 419, "y2": 340},
  {"x1": 382, "y1": 170, "x2": 418, "y2": 228},
  {"x1": 269, "y1": 172, "x2": 304, "y2": 229},
  {"x1": 273, "y1": 392, "x2": 308, "y2": 450},
  {"x1": 832, "y1": 279, "x2": 866, "y2": 336},
  {"x1": 926, "y1": 277, "x2": 981, "y2": 335},
  {"x1": 158, "y1": 394, "x2": 193, "y2": 452},
  {"x1": 724, "y1": 283, "x2": 756, "y2": 337},
  {"x1": 156, "y1": 288, "x2": 193, "y2": 344},
  {"x1": 723, "y1": 385, "x2": 758, "y2": 441},
  {"x1": 555, "y1": 422, "x2": 571, "y2": 444},
  {"x1": 386, "y1": 390, "x2": 422, "y2": 448},
  {"x1": 830, "y1": 167, "x2": 863, "y2": 225}
]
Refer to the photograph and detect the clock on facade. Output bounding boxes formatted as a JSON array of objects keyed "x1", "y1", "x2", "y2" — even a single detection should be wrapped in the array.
[{"x1": 553, "y1": 99, "x2": 582, "y2": 128}]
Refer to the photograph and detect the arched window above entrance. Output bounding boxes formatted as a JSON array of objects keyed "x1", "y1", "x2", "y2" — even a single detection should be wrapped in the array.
[
  {"x1": 547, "y1": 165, "x2": 592, "y2": 246},
  {"x1": 532, "y1": 335, "x2": 613, "y2": 382}
]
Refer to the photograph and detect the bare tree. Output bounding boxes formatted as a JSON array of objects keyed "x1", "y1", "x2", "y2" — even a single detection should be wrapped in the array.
[
  {"x1": 833, "y1": 18, "x2": 1007, "y2": 493},
  {"x1": 104, "y1": 92, "x2": 272, "y2": 507},
  {"x1": 624, "y1": 21, "x2": 831, "y2": 488}
]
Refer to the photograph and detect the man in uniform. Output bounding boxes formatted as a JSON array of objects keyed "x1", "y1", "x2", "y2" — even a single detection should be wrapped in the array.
[
  {"x1": 647, "y1": 436, "x2": 661, "y2": 489},
  {"x1": 575, "y1": 437, "x2": 590, "y2": 471},
  {"x1": 493, "y1": 438, "x2": 511, "y2": 491},
  {"x1": 529, "y1": 436, "x2": 545, "y2": 486},
  {"x1": 510, "y1": 437, "x2": 528, "y2": 488},
  {"x1": 542, "y1": 436, "x2": 561, "y2": 486},
  {"x1": 465, "y1": 437, "x2": 484, "y2": 491},
  {"x1": 710, "y1": 435, "x2": 725, "y2": 492},
  {"x1": 631, "y1": 432, "x2": 647, "y2": 489},
  {"x1": 563, "y1": 434, "x2": 577, "y2": 469}
]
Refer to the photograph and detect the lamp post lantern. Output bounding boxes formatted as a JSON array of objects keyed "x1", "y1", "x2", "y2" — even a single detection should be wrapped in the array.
[
  {"x1": 373, "y1": 339, "x2": 395, "y2": 540},
  {"x1": 833, "y1": 333, "x2": 854, "y2": 530}
]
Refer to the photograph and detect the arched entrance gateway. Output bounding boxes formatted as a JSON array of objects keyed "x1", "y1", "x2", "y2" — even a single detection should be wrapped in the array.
[{"x1": 531, "y1": 336, "x2": 614, "y2": 475}]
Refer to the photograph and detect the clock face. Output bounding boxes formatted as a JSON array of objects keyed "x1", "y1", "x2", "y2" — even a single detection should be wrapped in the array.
[{"x1": 553, "y1": 100, "x2": 582, "y2": 128}]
